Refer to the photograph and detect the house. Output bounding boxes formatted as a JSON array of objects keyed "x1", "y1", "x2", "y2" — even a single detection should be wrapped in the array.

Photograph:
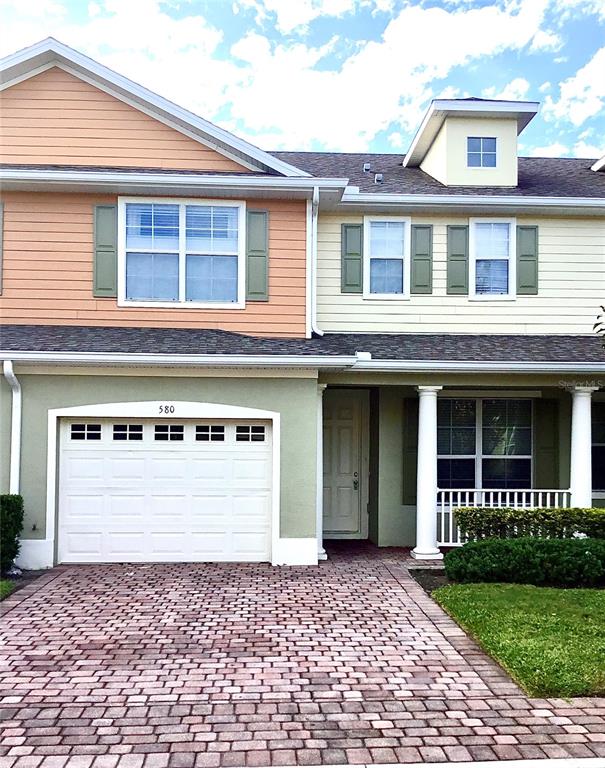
[{"x1": 1, "y1": 38, "x2": 604, "y2": 570}]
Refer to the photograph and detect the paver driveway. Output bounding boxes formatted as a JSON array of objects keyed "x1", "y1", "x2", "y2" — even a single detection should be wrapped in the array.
[{"x1": 1, "y1": 544, "x2": 605, "y2": 768}]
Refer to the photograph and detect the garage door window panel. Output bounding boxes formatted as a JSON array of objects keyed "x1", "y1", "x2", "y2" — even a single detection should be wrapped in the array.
[
  {"x1": 196, "y1": 425, "x2": 226, "y2": 442},
  {"x1": 113, "y1": 424, "x2": 144, "y2": 441},
  {"x1": 236, "y1": 425, "x2": 266, "y2": 442},
  {"x1": 71, "y1": 423, "x2": 102, "y2": 441},
  {"x1": 154, "y1": 424, "x2": 184, "y2": 441}
]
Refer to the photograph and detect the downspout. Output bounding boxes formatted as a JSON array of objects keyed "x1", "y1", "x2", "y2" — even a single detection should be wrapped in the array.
[
  {"x1": 310, "y1": 185, "x2": 323, "y2": 336},
  {"x1": 2, "y1": 360, "x2": 21, "y2": 494}
]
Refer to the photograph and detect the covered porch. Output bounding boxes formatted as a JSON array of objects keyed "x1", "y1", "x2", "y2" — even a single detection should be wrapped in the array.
[{"x1": 318, "y1": 380, "x2": 604, "y2": 560}]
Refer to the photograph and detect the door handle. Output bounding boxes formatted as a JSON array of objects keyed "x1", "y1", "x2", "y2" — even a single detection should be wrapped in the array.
[{"x1": 353, "y1": 479, "x2": 359, "y2": 490}]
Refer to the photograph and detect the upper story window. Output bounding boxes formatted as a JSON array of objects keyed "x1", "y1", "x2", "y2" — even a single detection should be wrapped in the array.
[
  {"x1": 363, "y1": 216, "x2": 411, "y2": 298},
  {"x1": 469, "y1": 219, "x2": 516, "y2": 300},
  {"x1": 467, "y1": 137, "x2": 497, "y2": 168},
  {"x1": 119, "y1": 198, "x2": 245, "y2": 309}
]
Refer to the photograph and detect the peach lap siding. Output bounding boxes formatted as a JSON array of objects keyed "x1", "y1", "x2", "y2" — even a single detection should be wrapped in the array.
[
  {"x1": 0, "y1": 192, "x2": 307, "y2": 338},
  {"x1": 0, "y1": 66, "x2": 249, "y2": 172}
]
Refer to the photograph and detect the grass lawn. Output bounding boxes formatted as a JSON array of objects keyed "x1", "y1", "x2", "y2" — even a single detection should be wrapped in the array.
[
  {"x1": 434, "y1": 583, "x2": 605, "y2": 698},
  {"x1": 0, "y1": 579, "x2": 17, "y2": 601}
]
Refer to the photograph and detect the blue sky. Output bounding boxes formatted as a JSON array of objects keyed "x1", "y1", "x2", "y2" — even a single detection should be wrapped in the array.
[{"x1": 1, "y1": 0, "x2": 604, "y2": 158}]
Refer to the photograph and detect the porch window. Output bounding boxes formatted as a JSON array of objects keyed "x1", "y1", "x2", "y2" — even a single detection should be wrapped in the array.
[
  {"x1": 593, "y1": 402, "x2": 605, "y2": 492},
  {"x1": 437, "y1": 398, "x2": 532, "y2": 489},
  {"x1": 363, "y1": 216, "x2": 410, "y2": 298}
]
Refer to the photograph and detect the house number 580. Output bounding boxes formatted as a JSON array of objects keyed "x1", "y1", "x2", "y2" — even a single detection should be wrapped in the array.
[{"x1": 159, "y1": 404, "x2": 175, "y2": 414}]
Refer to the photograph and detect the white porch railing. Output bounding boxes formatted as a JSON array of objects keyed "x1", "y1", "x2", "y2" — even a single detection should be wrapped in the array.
[{"x1": 436, "y1": 488, "x2": 572, "y2": 546}]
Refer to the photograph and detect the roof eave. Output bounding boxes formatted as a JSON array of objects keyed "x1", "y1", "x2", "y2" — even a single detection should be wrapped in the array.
[
  {"x1": 338, "y1": 190, "x2": 605, "y2": 214},
  {"x1": 2, "y1": 350, "x2": 602, "y2": 374}
]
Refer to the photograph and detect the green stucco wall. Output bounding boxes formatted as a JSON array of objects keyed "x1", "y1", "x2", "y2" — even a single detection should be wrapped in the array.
[
  {"x1": 377, "y1": 386, "x2": 417, "y2": 547},
  {"x1": 14, "y1": 372, "x2": 318, "y2": 541}
]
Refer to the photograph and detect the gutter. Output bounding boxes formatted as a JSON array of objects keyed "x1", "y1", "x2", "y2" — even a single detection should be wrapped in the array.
[
  {"x1": 2, "y1": 350, "x2": 603, "y2": 375},
  {"x1": 340, "y1": 191, "x2": 605, "y2": 210},
  {"x1": 310, "y1": 186, "x2": 323, "y2": 336},
  {"x1": 0, "y1": 168, "x2": 349, "y2": 193},
  {"x1": 350, "y1": 359, "x2": 605, "y2": 374},
  {"x1": 2, "y1": 360, "x2": 21, "y2": 494},
  {"x1": 1, "y1": 351, "x2": 361, "y2": 368}
]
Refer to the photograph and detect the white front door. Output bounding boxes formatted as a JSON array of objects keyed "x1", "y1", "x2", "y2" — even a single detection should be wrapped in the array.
[
  {"x1": 323, "y1": 389, "x2": 368, "y2": 538},
  {"x1": 58, "y1": 418, "x2": 272, "y2": 563}
]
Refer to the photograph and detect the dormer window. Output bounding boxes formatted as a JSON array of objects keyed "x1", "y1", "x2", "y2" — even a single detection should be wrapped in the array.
[{"x1": 467, "y1": 137, "x2": 497, "y2": 168}]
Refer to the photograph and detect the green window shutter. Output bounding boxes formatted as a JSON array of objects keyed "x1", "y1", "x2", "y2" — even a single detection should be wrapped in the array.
[
  {"x1": 517, "y1": 225, "x2": 538, "y2": 295},
  {"x1": 446, "y1": 225, "x2": 469, "y2": 295},
  {"x1": 402, "y1": 397, "x2": 419, "y2": 505},
  {"x1": 0, "y1": 202, "x2": 4, "y2": 295},
  {"x1": 411, "y1": 224, "x2": 433, "y2": 294},
  {"x1": 246, "y1": 210, "x2": 269, "y2": 301},
  {"x1": 341, "y1": 223, "x2": 363, "y2": 293},
  {"x1": 534, "y1": 399, "x2": 559, "y2": 488},
  {"x1": 93, "y1": 205, "x2": 117, "y2": 298}
]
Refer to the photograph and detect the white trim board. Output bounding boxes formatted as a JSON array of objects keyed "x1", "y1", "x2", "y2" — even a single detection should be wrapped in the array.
[
  {"x1": 0, "y1": 38, "x2": 308, "y2": 178},
  {"x1": 30, "y1": 399, "x2": 321, "y2": 569}
]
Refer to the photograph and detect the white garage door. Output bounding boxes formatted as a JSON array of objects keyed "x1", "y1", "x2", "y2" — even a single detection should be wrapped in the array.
[{"x1": 58, "y1": 418, "x2": 272, "y2": 563}]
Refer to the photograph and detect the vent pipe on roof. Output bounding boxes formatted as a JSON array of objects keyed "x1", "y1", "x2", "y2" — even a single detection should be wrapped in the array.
[
  {"x1": 374, "y1": 173, "x2": 383, "y2": 184},
  {"x1": 363, "y1": 162, "x2": 371, "y2": 172}
]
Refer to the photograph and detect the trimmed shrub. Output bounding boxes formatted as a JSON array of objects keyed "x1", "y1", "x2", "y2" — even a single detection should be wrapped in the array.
[
  {"x1": 444, "y1": 537, "x2": 605, "y2": 587},
  {"x1": 455, "y1": 506, "x2": 605, "y2": 541},
  {"x1": 0, "y1": 495, "x2": 24, "y2": 573}
]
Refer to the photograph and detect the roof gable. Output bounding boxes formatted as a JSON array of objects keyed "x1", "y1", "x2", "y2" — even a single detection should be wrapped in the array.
[
  {"x1": 0, "y1": 67, "x2": 255, "y2": 172},
  {"x1": 0, "y1": 38, "x2": 308, "y2": 177}
]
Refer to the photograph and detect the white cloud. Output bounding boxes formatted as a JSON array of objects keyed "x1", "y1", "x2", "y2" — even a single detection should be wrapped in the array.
[
  {"x1": 529, "y1": 142, "x2": 569, "y2": 157},
  {"x1": 483, "y1": 77, "x2": 530, "y2": 101},
  {"x1": 572, "y1": 140, "x2": 605, "y2": 158},
  {"x1": 233, "y1": 0, "x2": 358, "y2": 34},
  {"x1": 549, "y1": 0, "x2": 605, "y2": 22},
  {"x1": 387, "y1": 131, "x2": 404, "y2": 148},
  {"x1": 544, "y1": 46, "x2": 605, "y2": 126},
  {"x1": 0, "y1": 0, "x2": 598, "y2": 155},
  {"x1": 538, "y1": 81, "x2": 551, "y2": 93},
  {"x1": 529, "y1": 28, "x2": 562, "y2": 52},
  {"x1": 222, "y1": 0, "x2": 557, "y2": 149}
]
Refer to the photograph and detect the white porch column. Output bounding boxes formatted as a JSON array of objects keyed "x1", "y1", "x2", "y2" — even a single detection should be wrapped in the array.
[
  {"x1": 570, "y1": 386, "x2": 597, "y2": 508},
  {"x1": 412, "y1": 385, "x2": 443, "y2": 560},
  {"x1": 317, "y1": 384, "x2": 328, "y2": 561}
]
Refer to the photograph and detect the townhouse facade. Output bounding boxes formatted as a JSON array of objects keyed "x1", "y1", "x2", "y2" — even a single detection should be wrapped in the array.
[{"x1": 1, "y1": 39, "x2": 604, "y2": 569}]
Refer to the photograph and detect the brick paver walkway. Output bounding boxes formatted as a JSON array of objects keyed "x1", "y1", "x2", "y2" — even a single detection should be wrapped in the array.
[{"x1": 1, "y1": 544, "x2": 604, "y2": 767}]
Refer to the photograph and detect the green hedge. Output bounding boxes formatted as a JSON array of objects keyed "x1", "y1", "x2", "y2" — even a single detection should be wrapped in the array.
[
  {"x1": 455, "y1": 506, "x2": 605, "y2": 541},
  {"x1": 0, "y1": 495, "x2": 24, "y2": 573},
  {"x1": 444, "y1": 537, "x2": 605, "y2": 587}
]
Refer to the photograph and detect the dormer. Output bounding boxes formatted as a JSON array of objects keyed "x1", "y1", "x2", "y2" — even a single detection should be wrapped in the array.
[{"x1": 403, "y1": 98, "x2": 539, "y2": 187}]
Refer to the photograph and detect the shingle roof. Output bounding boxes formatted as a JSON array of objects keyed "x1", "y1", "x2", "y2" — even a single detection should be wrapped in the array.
[
  {"x1": 273, "y1": 152, "x2": 605, "y2": 197},
  {"x1": 1, "y1": 325, "x2": 604, "y2": 365}
]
